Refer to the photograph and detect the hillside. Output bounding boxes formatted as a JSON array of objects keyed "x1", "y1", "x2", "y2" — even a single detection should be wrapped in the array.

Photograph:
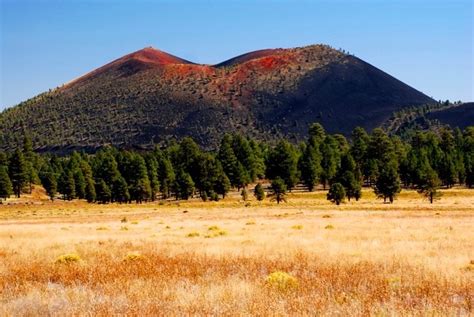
[{"x1": 0, "y1": 44, "x2": 435, "y2": 152}]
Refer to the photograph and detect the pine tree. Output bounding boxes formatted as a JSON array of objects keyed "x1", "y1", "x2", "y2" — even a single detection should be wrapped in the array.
[
  {"x1": 128, "y1": 154, "x2": 152, "y2": 203},
  {"x1": 319, "y1": 136, "x2": 340, "y2": 189},
  {"x1": 156, "y1": 150, "x2": 175, "y2": 199},
  {"x1": 173, "y1": 169, "x2": 195, "y2": 200},
  {"x1": 327, "y1": 182, "x2": 346, "y2": 205},
  {"x1": 374, "y1": 160, "x2": 401, "y2": 203},
  {"x1": 145, "y1": 155, "x2": 160, "y2": 201},
  {"x1": 112, "y1": 176, "x2": 130, "y2": 203},
  {"x1": 417, "y1": 167, "x2": 441, "y2": 203},
  {"x1": 254, "y1": 183, "x2": 265, "y2": 201},
  {"x1": 8, "y1": 149, "x2": 29, "y2": 198},
  {"x1": 350, "y1": 127, "x2": 369, "y2": 181},
  {"x1": 95, "y1": 179, "x2": 111, "y2": 204},
  {"x1": 85, "y1": 177, "x2": 96, "y2": 203},
  {"x1": 218, "y1": 134, "x2": 240, "y2": 187},
  {"x1": 214, "y1": 169, "x2": 231, "y2": 199},
  {"x1": 268, "y1": 177, "x2": 287, "y2": 204},
  {"x1": 73, "y1": 168, "x2": 86, "y2": 199},
  {"x1": 58, "y1": 169, "x2": 76, "y2": 200},
  {"x1": 298, "y1": 143, "x2": 321, "y2": 191},
  {"x1": 266, "y1": 140, "x2": 299, "y2": 190},
  {"x1": 39, "y1": 167, "x2": 57, "y2": 201},
  {"x1": 0, "y1": 165, "x2": 13, "y2": 200},
  {"x1": 308, "y1": 123, "x2": 326, "y2": 144}
]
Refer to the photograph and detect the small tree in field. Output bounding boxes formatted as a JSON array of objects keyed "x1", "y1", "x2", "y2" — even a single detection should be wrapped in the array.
[
  {"x1": 254, "y1": 183, "x2": 265, "y2": 201},
  {"x1": 327, "y1": 182, "x2": 346, "y2": 205},
  {"x1": 268, "y1": 177, "x2": 287, "y2": 204},
  {"x1": 417, "y1": 168, "x2": 442, "y2": 203}
]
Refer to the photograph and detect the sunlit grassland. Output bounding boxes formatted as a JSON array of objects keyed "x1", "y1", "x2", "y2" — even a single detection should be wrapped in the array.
[{"x1": 0, "y1": 188, "x2": 473, "y2": 315}]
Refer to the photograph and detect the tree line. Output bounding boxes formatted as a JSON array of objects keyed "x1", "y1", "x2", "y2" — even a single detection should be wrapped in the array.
[{"x1": 1, "y1": 124, "x2": 473, "y2": 205}]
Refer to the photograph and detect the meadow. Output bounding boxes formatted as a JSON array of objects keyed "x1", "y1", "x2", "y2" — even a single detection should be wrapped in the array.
[{"x1": 0, "y1": 187, "x2": 473, "y2": 315}]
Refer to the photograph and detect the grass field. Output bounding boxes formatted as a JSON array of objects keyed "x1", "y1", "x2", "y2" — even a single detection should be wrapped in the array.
[{"x1": 0, "y1": 187, "x2": 473, "y2": 315}]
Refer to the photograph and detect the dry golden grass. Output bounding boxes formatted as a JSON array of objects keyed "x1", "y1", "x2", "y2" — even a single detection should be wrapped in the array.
[{"x1": 0, "y1": 187, "x2": 473, "y2": 315}]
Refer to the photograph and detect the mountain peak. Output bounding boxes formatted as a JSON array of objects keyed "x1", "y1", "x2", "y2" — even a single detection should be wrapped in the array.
[{"x1": 123, "y1": 47, "x2": 192, "y2": 66}]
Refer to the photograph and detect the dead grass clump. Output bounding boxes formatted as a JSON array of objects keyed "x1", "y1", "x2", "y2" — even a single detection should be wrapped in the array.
[
  {"x1": 291, "y1": 225, "x2": 303, "y2": 230},
  {"x1": 186, "y1": 232, "x2": 200, "y2": 237},
  {"x1": 325, "y1": 225, "x2": 334, "y2": 230},
  {"x1": 96, "y1": 226, "x2": 109, "y2": 230}
]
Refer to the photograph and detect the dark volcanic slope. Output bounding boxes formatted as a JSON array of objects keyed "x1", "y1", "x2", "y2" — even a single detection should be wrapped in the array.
[
  {"x1": 0, "y1": 44, "x2": 434, "y2": 152},
  {"x1": 426, "y1": 103, "x2": 474, "y2": 129}
]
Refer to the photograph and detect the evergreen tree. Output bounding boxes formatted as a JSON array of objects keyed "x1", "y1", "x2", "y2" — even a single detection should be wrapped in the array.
[
  {"x1": 417, "y1": 167, "x2": 441, "y2": 203},
  {"x1": 39, "y1": 167, "x2": 57, "y2": 201},
  {"x1": 58, "y1": 169, "x2": 76, "y2": 200},
  {"x1": 218, "y1": 134, "x2": 240, "y2": 187},
  {"x1": 374, "y1": 160, "x2": 401, "y2": 203},
  {"x1": 298, "y1": 143, "x2": 321, "y2": 191},
  {"x1": 327, "y1": 182, "x2": 346, "y2": 205},
  {"x1": 85, "y1": 177, "x2": 96, "y2": 203},
  {"x1": 232, "y1": 135, "x2": 258, "y2": 182},
  {"x1": 266, "y1": 140, "x2": 299, "y2": 190},
  {"x1": 319, "y1": 136, "x2": 340, "y2": 189},
  {"x1": 463, "y1": 127, "x2": 474, "y2": 188},
  {"x1": 95, "y1": 179, "x2": 111, "y2": 204},
  {"x1": 249, "y1": 139, "x2": 266, "y2": 179},
  {"x1": 92, "y1": 148, "x2": 120, "y2": 188},
  {"x1": 22, "y1": 134, "x2": 39, "y2": 193},
  {"x1": 214, "y1": 169, "x2": 231, "y2": 199},
  {"x1": 156, "y1": 150, "x2": 175, "y2": 199},
  {"x1": 8, "y1": 149, "x2": 29, "y2": 198},
  {"x1": 112, "y1": 176, "x2": 130, "y2": 203},
  {"x1": 128, "y1": 154, "x2": 152, "y2": 203},
  {"x1": 0, "y1": 165, "x2": 13, "y2": 200},
  {"x1": 350, "y1": 127, "x2": 369, "y2": 181},
  {"x1": 268, "y1": 177, "x2": 287, "y2": 204},
  {"x1": 73, "y1": 168, "x2": 86, "y2": 199},
  {"x1": 145, "y1": 155, "x2": 160, "y2": 201},
  {"x1": 173, "y1": 169, "x2": 195, "y2": 200},
  {"x1": 254, "y1": 183, "x2": 265, "y2": 201},
  {"x1": 438, "y1": 129, "x2": 458, "y2": 187},
  {"x1": 308, "y1": 123, "x2": 326, "y2": 144}
]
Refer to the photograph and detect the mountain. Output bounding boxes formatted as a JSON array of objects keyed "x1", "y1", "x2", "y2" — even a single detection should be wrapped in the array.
[
  {"x1": 0, "y1": 44, "x2": 435, "y2": 153},
  {"x1": 425, "y1": 102, "x2": 474, "y2": 129}
]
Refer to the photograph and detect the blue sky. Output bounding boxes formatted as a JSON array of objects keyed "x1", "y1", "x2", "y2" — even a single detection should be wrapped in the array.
[{"x1": 1, "y1": 0, "x2": 472, "y2": 110}]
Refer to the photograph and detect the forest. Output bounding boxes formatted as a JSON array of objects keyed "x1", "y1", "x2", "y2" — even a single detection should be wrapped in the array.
[{"x1": 1, "y1": 123, "x2": 473, "y2": 205}]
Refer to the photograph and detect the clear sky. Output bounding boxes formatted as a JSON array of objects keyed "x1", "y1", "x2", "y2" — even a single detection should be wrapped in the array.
[{"x1": 1, "y1": 0, "x2": 472, "y2": 110}]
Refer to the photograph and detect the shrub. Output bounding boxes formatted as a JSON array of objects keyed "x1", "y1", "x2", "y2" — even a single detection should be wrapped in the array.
[
  {"x1": 266, "y1": 271, "x2": 298, "y2": 291},
  {"x1": 254, "y1": 183, "x2": 265, "y2": 201},
  {"x1": 120, "y1": 226, "x2": 129, "y2": 231},
  {"x1": 186, "y1": 232, "x2": 200, "y2": 237},
  {"x1": 123, "y1": 253, "x2": 143, "y2": 261},
  {"x1": 246, "y1": 220, "x2": 256, "y2": 225},
  {"x1": 327, "y1": 182, "x2": 346, "y2": 205},
  {"x1": 121, "y1": 217, "x2": 127, "y2": 223},
  {"x1": 96, "y1": 226, "x2": 109, "y2": 230},
  {"x1": 56, "y1": 253, "x2": 81, "y2": 264},
  {"x1": 325, "y1": 225, "x2": 334, "y2": 230},
  {"x1": 322, "y1": 214, "x2": 331, "y2": 218},
  {"x1": 208, "y1": 225, "x2": 220, "y2": 231}
]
